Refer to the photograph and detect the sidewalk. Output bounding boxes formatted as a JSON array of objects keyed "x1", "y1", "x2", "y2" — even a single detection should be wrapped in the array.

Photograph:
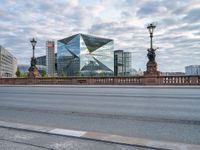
[
  {"x1": 0, "y1": 127, "x2": 146, "y2": 150},
  {"x1": 1, "y1": 121, "x2": 200, "y2": 150},
  {"x1": 0, "y1": 84, "x2": 200, "y2": 88}
]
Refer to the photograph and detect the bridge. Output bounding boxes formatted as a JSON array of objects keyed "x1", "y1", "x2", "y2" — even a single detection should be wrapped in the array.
[{"x1": 0, "y1": 75, "x2": 200, "y2": 85}]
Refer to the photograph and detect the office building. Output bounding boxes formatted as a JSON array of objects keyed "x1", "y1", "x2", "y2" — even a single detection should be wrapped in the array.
[
  {"x1": 46, "y1": 41, "x2": 55, "y2": 76},
  {"x1": 0, "y1": 45, "x2": 17, "y2": 78},
  {"x1": 123, "y1": 52, "x2": 132, "y2": 76},
  {"x1": 161, "y1": 72, "x2": 185, "y2": 76},
  {"x1": 36, "y1": 54, "x2": 57, "y2": 72},
  {"x1": 114, "y1": 50, "x2": 132, "y2": 76},
  {"x1": 57, "y1": 33, "x2": 114, "y2": 76},
  {"x1": 185, "y1": 65, "x2": 200, "y2": 75},
  {"x1": 36, "y1": 55, "x2": 46, "y2": 66}
]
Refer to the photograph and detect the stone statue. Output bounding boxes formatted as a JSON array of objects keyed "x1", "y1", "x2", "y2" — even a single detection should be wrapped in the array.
[{"x1": 147, "y1": 48, "x2": 156, "y2": 62}]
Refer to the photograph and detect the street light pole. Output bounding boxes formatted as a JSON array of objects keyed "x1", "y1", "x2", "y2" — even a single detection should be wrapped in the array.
[
  {"x1": 150, "y1": 32, "x2": 153, "y2": 50},
  {"x1": 30, "y1": 38, "x2": 37, "y2": 61},
  {"x1": 147, "y1": 23, "x2": 156, "y2": 62},
  {"x1": 144, "y1": 23, "x2": 159, "y2": 77},
  {"x1": 28, "y1": 37, "x2": 40, "y2": 78}
]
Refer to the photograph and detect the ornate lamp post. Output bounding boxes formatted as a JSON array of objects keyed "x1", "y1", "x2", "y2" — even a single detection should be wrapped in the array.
[
  {"x1": 144, "y1": 23, "x2": 159, "y2": 76},
  {"x1": 28, "y1": 38, "x2": 40, "y2": 78}
]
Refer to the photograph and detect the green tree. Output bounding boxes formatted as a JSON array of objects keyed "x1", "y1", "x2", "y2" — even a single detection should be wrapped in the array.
[
  {"x1": 15, "y1": 67, "x2": 21, "y2": 77},
  {"x1": 58, "y1": 70, "x2": 65, "y2": 77},
  {"x1": 21, "y1": 72, "x2": 27, "y2": 78},
  {"x1": 61, "y1": 70, "x2": 65, "y2": 77},
  {"x1": 41, "y1": 69, "x2": 46, "y2": 77}
]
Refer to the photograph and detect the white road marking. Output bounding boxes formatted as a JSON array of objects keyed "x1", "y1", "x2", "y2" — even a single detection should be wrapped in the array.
[{"x1": 49, "y1": 128, "x2": 86, "y2": 137}]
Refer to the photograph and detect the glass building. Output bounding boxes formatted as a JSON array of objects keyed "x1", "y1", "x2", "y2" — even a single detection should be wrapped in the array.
[
  {"x1": 114, "y1": 50, "x2": 132, "y2": 76},
  {"x1": 57, "y1": 34, "x2": 114, "y2": 76},
  {"x1": 36, "y1": 54, "x2": 57, "y2": 73},
  {"x1": 185, "y1": 65, "x2": 200, "y2": 75}
]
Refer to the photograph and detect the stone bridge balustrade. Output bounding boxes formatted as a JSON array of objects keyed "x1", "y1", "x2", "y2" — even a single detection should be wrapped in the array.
[{"x1": 0, "y1": 76, "x2": 199, "y2": 85}]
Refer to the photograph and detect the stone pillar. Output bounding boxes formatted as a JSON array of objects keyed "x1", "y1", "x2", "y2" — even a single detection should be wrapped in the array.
[{"x1": 143, "y1": 61, "x2": 160, "y2": 85}]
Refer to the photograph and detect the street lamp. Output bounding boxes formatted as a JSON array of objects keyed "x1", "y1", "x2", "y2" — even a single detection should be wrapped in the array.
[
  {"x1": 147, "y1": 23, "x2": 157, "y2": 62},
  {"x1": 147, "y1": 23, "x2": 156, "y2": 50},
  {"x1": 28, "y1": 37, "x2": 40, "y2": 78},
  {"x1": 30, "y1": 38, "x2": 37, "y2": 58},
  {"x1": 144, "y1": 23, "x2": 160, "y2": 76}
]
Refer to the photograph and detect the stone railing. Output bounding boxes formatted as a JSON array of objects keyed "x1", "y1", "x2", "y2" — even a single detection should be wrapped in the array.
[
  {"x1": 0, "y1": 75, "x2": 199, "y2": 85},
  {"x1": 0, "y1": 76, "x2": 143, "y2": 85},
  {"x1": 160, "y1": 75, "x2": 200, "y2": 85}
]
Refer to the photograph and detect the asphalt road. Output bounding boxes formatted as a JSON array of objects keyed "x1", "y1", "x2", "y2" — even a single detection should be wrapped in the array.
[{"x1": 0, "y1": 85, "x2": 200, "y2": 145}]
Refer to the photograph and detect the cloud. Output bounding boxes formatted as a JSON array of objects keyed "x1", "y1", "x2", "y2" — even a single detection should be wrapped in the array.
[
  {"x1": 0, "y1": 0, "x2": 200, "y2": 72},
  {"x1": 182, "y1": 8, "x2": 200, "y2": 23},
  {"x1": 136, "y1": 1, "x2": 168, "y2": 18}
]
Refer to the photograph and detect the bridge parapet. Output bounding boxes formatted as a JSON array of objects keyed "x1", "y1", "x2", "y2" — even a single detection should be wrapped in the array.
[
  {"x1": 160, "y1": 76, "x2": 200, "y2": 85},
  {"x1": 0, "y1": 76, "x2": 199, "y2": 85}
]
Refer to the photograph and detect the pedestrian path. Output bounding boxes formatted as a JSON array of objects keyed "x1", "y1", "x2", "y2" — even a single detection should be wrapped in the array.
[{"x1": 0, "y1": 120, "x2": 199, "y2": 150}]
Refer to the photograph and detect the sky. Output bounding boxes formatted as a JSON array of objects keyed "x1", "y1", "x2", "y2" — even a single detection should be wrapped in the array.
[{"x1": 0, "y1": 0, "x2": 200, "y2": 72}]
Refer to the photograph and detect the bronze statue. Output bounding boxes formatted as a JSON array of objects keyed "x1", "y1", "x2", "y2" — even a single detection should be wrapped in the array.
[{"x1": 147, "y1": 48, "x2": 156, "y2": 62}]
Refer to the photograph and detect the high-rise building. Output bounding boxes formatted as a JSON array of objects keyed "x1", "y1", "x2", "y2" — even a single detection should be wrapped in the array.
[
  {"x1": 57, "y1": 34, "x2": 114, "y2": 76},
  {"x1": 114, "y1": 50, "x2": 132, "y2": 76},
  {"x1": 0, "y1": 45, "x2": 17, "y2": 78},
  {"x1": 123, "y1": 52, "x2": 132, "y2": 76},
  {"x1": 36, "y1": 54, "x2": 57, "y2": 72},
  {"x1": 114, "y1": 50, "x2": 123, "y2": 76},
  {"x1": 46, "y1": 41, "x2": 55, "y2": 76},
  {"x1": 185, "y1": 65, "x2": 200, "y2": 75},
  {"x1": 36, "y1": 55, "x2": 46, "y2": 66}
]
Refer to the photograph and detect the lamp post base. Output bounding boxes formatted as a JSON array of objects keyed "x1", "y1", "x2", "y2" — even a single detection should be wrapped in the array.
[
  {"x1": 144, "y1": 61, "x2": 160, "y2": 76},
  {"x1": 28, "y1": 66, "x2": 40, "y2": 78},
  {"x1": 143, "y1": 61, "x2": 160, "y2": 85}
]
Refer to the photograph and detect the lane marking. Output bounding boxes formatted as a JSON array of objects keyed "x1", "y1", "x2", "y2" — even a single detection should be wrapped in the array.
[{"x1": 49, "y1": 129, "x2": 86, "y2": 137}]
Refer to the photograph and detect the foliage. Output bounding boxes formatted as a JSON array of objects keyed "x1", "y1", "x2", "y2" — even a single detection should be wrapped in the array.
[
  {"x1": 58, "y1": 70, "x2": 65, "y2": 77},
  {"x1": 41, "y1": 69, "x2": 46, "y2": 77},
  {"x1": 15, "y1": 68, "x2": 21, "y2": 77}
]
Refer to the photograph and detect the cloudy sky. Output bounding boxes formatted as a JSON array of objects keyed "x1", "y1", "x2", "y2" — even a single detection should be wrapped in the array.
[{"x1": 0, "y1": 0, "x2": 200, "y2": 72}]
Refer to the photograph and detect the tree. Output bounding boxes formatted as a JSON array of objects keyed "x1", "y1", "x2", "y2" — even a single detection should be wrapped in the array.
[
  {"x1": 41, "y1": 69, "x2": 46, "y2": 77},
  {"x1": 21, "y1": 72, "x2": 27, "y2": 78},
  {"x1": 61, "y1": 70, "x2": 65, "y2": 77},
  {"x1": 15, "y1": 68, "x2": 21, "y2": 77}
]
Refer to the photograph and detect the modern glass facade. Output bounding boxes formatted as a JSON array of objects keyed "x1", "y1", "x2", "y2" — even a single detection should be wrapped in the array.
[
  {"x1": 185, "y1": 65, "x2": 200, "y2": 75},
  {"x1": 114, "y1": 50, "x2": 123, "y2": 76},
  {"x1": 114, "y1": 50, "x2": 132, "y2": 76},
  {"x1": 57, "y1": 34, "x2": 114, "y2": 76},
  {"x1": 36, "y1": 54, "x2": 57, "y2": 72},
  {"x1": 123, "y1": 52, "x2": 132, "y2": 76},
  {"x1": 36, "y1": 55, "x2": 46, "y2": 66}
]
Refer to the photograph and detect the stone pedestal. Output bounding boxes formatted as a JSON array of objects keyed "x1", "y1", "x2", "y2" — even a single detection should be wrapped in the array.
[
  {"x1": 144, "y1": 61, "x2": 160, "y2": 76},
  {"x1": 143, "y1": 61, "x2": 160, "y2": 85},
  {"x1": 28, "y1": 66, "x2": 40, "y2": 78}
]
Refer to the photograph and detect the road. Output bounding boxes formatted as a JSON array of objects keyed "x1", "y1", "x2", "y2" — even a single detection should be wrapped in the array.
[{"x1": 0, "y1": 85, "x2": 200, "y2": 145}]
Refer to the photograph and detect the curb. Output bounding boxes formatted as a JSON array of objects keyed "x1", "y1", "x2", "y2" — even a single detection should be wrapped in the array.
[
  {"x1": 0, "y1": 84, "x2": 200, "y2": 89},
  {"x1": 0, "y1": 121, "x2": 199, "y2": 150}
]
